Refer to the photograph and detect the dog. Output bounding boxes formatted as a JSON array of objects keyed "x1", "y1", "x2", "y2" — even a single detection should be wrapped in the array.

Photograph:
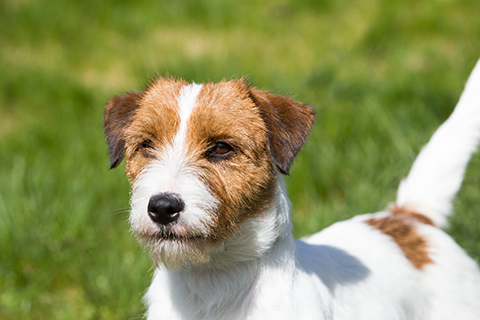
[{"x1": 103, "y1": 59, "x2": 480, "y2": 320}]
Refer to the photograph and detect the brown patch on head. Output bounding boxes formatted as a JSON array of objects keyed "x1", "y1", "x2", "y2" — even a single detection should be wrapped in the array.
[
  {"x1": 103, "y1": 78, "x2": 188, "y2": 175},
  {"x1": 121, "y1": 78, "x2": 188, "y2": 181},
  {"x1": 181, "y1": 80, "x2": 278, "y2": 240},
  {"x1": 366, "y1": 205, "x2": 435, "y2": 269},
  {"x1": 174, "y1": 79, "x2": 315, "y2": 241}
]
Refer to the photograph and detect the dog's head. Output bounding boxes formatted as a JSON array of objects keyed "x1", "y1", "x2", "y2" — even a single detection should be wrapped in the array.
[{"x1": 104, "y1": 78, "x2": 314, "y2": 268}]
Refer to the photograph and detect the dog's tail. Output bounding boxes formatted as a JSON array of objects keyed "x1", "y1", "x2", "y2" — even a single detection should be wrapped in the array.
[{"x1": 396, "y1": 59, "x2": 480, "y2": 228}]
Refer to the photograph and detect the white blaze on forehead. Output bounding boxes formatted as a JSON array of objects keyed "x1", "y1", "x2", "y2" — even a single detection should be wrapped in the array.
[
  {"x1": 130, "y1": 83, "x2": 217, "y2": 238},
  {"x1": 175, "y1": 83, "x2": 203, "y2": 146},
  {"x1": 161, "y1": 82, "x2": 203, "y2": 175},
  {"x1": 161, "y1": 82, "x2": 204, "y2": 186}
]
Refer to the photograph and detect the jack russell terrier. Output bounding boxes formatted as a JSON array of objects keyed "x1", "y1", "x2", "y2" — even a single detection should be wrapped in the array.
[{"x1": 104, "y1": 59, "x2": 480, "y2": 320}]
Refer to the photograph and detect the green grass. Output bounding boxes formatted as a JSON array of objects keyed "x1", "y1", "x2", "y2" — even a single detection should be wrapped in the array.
[{"x1": 1, "y1": 0, "x2": 480, "y2": 318}]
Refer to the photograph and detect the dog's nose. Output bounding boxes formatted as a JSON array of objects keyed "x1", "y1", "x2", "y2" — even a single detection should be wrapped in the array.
[{"x1": 147, "y1": 193, "x2": 184, "y2": 225}]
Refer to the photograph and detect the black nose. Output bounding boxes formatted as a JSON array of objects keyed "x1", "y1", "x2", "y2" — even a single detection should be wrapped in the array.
[{"x1": 147, "y1": 193, "x2": 184, "y2": 225}]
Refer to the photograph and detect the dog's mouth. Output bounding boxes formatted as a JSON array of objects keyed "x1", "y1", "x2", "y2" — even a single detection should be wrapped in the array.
[
  {"x1": 153, "y1": 231, "x2": 210, "y2": 242},
  {"x1": 135, "y1": 226, "x2": 215, "y2": 244},
  {"x1": 135, "y1": 226, "x2": 222, "y2": 267}
]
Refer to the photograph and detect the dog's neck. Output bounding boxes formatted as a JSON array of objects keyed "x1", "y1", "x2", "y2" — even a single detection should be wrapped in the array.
[{"x1": 162, "y1": 178, "x2": 298, "y2": 319}]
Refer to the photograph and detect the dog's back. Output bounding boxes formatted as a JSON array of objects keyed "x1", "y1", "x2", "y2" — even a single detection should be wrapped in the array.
[{"x1": 299, "y1": 59, "x2": 480, "y2": 319}]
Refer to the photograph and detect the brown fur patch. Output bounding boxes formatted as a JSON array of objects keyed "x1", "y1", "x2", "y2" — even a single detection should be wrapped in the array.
[
  {"x1": 366, "y1": 205, "x2": 434, "y2": 269},
  {"x1": 184, "y1": 80, "x2": 278, "y2": 240},
  {"x1": 389, "y1": 204, "x2": 435, "y2": 226},
  {"x1": 122, "y1": 78, "x2": 187, "y2": 181}
]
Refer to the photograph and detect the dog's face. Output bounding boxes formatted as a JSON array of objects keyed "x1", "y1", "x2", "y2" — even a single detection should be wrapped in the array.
[{"x1": 104, "y1": 78, "x2": 314, "y2": 268}]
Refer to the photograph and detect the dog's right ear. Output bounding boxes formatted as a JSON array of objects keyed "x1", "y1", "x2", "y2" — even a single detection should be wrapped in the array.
[{"x1": 103, "y1": 91, "x2": 143, "y2": 169}]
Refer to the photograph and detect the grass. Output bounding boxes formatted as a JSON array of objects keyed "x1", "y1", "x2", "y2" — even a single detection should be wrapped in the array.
[{"x1": 1, "y1": 0, "x2": 480, "y2": 318}]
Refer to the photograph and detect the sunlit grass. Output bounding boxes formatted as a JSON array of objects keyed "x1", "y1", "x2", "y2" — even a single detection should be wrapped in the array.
[{"x1": 1, "y1": 0, "x2": 480, "y2": 318}]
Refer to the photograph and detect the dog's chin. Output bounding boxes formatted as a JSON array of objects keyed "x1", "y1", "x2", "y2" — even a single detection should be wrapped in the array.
[{"x1": 135, "y1": 231, "x2": 220, "y2": 269}]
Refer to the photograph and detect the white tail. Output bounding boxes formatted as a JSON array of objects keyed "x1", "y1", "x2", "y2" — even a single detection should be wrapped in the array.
[{"x1": 396, "y1": 59, "x2": 480, "y2": 228}]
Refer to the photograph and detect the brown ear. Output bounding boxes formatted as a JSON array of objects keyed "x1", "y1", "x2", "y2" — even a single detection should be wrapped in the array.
[
  {"x1": 249, "y1": 87, "x2": 315, "y2": 175},
  {"x1": 103, "y1": 91, "x2": 143, "y2": 169}
]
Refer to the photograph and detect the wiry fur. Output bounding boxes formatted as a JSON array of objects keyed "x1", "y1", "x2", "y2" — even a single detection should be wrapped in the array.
[{"x1": 104, "y1": 60, "x2": 480, "y2": 319}]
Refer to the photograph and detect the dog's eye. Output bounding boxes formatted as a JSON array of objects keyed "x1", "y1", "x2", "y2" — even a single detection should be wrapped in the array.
[
  {"x1": 206, "y1": 142, "x2": 234, "y2": 160},
  {"x1": 141, "y1": 139, "x2": 154, "y2": 149},
  {"x1": 139, "y1": 139, "x2": 155, "y2": 156}
]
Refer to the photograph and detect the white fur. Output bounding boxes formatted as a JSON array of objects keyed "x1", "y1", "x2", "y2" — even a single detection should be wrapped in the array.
[
  {"x1": 130, "y1": 83, "x2": 216, "y2": 238},
  {"x1": 175, "y1": 83, "x2": 203, "y2": 146},
  {"x1": 130, "y1": 161, "x2": 217, "y2": 238},
  {"x1": 141, "y1": 60, "x2": 480, "y2": 319}
]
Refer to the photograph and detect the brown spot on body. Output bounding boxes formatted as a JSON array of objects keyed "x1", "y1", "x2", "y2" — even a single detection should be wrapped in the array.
[
  {"x1": 389, "y1": 204, "x2": 435, "y2": 226},
  {"x1": 366, "y1": 205, "x2": 434, "y2": 269}
]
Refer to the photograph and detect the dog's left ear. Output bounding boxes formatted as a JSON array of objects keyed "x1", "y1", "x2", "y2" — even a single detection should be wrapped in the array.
[
  {"x1": 249, "y1": 87, "x2": 315, "y2": 175},
  {"x1": 103, "y1": 91, "x2": 143, "y2": 169}
]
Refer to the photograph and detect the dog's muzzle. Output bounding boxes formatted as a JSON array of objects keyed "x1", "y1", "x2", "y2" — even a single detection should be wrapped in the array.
[{"x1": 147, "y1": 193, "x2": 184, "y2": 225}]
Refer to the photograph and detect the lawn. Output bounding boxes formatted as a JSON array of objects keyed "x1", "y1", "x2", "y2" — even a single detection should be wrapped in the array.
[{"x1": 1, "y1": 0, "x2": 480, "y2": 318}]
